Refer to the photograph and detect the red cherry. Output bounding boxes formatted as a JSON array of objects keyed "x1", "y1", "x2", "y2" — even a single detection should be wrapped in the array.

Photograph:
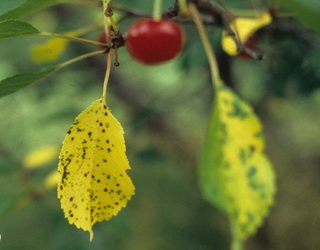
[
  {"x1": 126, "y1": 19, "x2": 185, "y2": 65},
  {"x1": 98, "y1": 31, "x2": 108, "y2": 44},
  {"x1": 237, "y1": 35, "x2": 259, "y2": 59}
]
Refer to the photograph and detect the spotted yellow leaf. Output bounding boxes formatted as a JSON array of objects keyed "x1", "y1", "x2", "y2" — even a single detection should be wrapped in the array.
[
  {"x1": 222, "y1": 12, "x2": 272, "y2": 55},
  {"x1": 57, "y1": 98, "x2": 135, "y2": 240},
  {"x1": 31, "y1": 31, "x2": 78, "y2": 64},
  {"x1": 200, "y1": 84, "x2": 275, "y2": 241}
]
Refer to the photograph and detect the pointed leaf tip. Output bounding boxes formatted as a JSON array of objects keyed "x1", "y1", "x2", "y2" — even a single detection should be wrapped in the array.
[
  {"x1": 0, "y1": 19, "x2": 39, "y2": 39},
  {"x1": 58, "y1": 98, "x2": 135, "y2": 237},
  {"x1": 200, "y1": 85, "x2": 276, "y2": 240}
]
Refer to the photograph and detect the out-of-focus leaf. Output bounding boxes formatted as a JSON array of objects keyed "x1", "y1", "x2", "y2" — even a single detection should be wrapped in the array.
[
  {"x1": 0, "y1": 0, "x2": 78, "y2": 21},
  {"x1": 0, "y1": 19, "x2": 39, "y2": 39},
  {"x1": 58, "y1": 98, "x2": 135, "y2": 240},
  {"x1": 222, "y1": 12, "x2": 272, "y2": 56},
  {"x1": 44, "y1": 170, "x2": 60, "y2": 189},
  {"x1": 274, "y1": 0, "x2": 320, "y2": 32},
  {"x1": 0, "y1": 0, "x2": 25, "y2": 16},
  {"x1": 23, "y1": 146, "x2": 59, "y2": 169},
  {"x1": 0, "y1": 66, "x2": 58, "y2": 98},
  {"x1": 31, "y1": 31, "x2": 78, "y2": 64},
  {"x1": 200, "y1": 83, "x2": 275, "y2": 241}
]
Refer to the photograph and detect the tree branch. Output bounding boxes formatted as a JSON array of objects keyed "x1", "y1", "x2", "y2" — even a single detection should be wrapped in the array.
[{"x1": 112, "y1": 0, "x2": 262, "y2": 58}]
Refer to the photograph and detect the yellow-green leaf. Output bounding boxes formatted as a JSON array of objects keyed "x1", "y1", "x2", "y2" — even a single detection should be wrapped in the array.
[
  {"x1": 200, "y1": 84, "x2": 275, "y2": 241},
  {"x1": 57, "y1": 98, "x2": 135, "y2": 240},
  {"x1": 23, "y1": 145, "x2": 58, "y2": 169},
  {"x1": 31, "y1": 31, "x2": 78, "y2": 64},
  {"x1": 44, "y1": 170, "x2": 60, "y2": 189},
  {"x1": 222, "y1": 12, "x2": 272, "y2": 56}
]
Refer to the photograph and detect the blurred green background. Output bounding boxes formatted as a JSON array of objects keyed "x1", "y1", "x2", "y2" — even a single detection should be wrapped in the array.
[{"x1": 0, "y1": 0, "x2": 319, "y2": 249}]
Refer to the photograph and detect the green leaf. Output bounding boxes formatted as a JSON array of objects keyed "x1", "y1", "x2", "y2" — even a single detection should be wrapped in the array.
[
  {"x1": 0, "y1": 0, "x2": 25, "y2": 16},
  {"x1": 0, "y1": 19, "x2": 39, "y2": 39},
  {"x1": 200, "y1": 84, "x2": 275, "y2": 242},
  {"x1": 0, "y1": 66, "x2": 58, "y2": 98},
  {"x1": 0, "y1": 0, "x2": 77, "y2": 21},
  {"x1": 0, "y1": 50, "x2": 103, "y2": 98}
]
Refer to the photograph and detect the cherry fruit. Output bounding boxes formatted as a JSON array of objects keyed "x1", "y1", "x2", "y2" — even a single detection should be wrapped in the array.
[
  {"x1": 126, "y1": 19, "x2": 185, "y2": 65},
  {"x1": 98, "y1": 31, "x2": 108, "y2": 44},
  {"x1": 237, "y1": 34, "x2": 260, "y2": 59}
]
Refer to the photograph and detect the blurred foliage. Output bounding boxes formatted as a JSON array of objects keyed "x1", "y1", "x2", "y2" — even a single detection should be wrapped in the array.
[
  {"x1": 22, "y1": 145, "x2": 59, "y2": 169},
  {"x1": 273, "y1": 0, "x2": 320, "y2": 32},
  {"x1": 0, "y1": 0, "x2": 319, "y2": 249}
]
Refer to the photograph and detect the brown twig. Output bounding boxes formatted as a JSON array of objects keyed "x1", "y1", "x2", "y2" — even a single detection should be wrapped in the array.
[
  {"x1": 111, "y1": 1, "x2": 218, "y2": 25},
  {"x1": 112, "y1": 0, "x2": 261, "y2": 58},
  {"x1": 110, "y1": 4, "x2": 151, "y2": 19},
  {"x1": 162, "y1": 1, "x2": 180, "y2": 18}
]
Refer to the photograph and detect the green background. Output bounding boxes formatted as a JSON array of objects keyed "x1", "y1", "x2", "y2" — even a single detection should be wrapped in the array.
[{"x1": 0, "y1": 0, "x2": 319, "y2": 249}]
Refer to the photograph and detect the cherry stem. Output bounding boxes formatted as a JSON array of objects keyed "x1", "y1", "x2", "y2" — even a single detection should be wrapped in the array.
[
  {"x1": 189, "y1": 3, "x2": 222, "y2": 88},
  {"x1": 104, "y1": 6, "x2": 119, "y2": 33},
  {"x1": 114, "y1": 48, "x2": 120, "y2": 66},
  {"x1": 102, "y1": 1, "x2": 111, "y2": 43},
  {"x1": 101, "y1": 0, "x2": 114, "y2": 99},
  {"x1": 102, "y1": 1, "x2": 119, "y2": 34},
  {"x1": 102, "y1": 52, "x2": 112, "y2": 98},
  {"x1": 60, "y1": 50, "x2": 105, "y2": 68},
  {"x1": 178, "y1": 0, "x2": 189, "y2": 17},
  {"x1": 153, "y1": 0, "x2": 163, "y2": 21}
]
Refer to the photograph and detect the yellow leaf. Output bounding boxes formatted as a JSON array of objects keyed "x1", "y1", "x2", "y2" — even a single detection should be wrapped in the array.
[
  {"x1": 222, "y1": 12, "x2": 272, "y2": 55},
  {"x1": 200, "y1": 85, "x2": 275, "y2": 240},
  {"x1": 57, "y1": 98, "x2": 135, "y2": 240},
  {"x1": 31, "y1": 31, "x2": 78, "y2": 64},
  {"x1": 44, "y1": 170, "x2": 60, "y2": 189},
  {"x1": 23, "y1": 145, "x2": 59, "y2": 169}
]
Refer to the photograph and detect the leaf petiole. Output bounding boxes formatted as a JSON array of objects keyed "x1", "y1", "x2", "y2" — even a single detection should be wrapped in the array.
[
  {"x1": 102, "y1": 0, "x2": 119, "y2": 37},
  {"x1": 102, "y1": 51, "x2": 112, "y2": 98},
  {"x1": 178, "y1": 0, "x2": 189, "y2": 17},
  {"x1": 189, "y1": 3, "x2": 222, "y2": 88},
  {"x1": 60, "y1": 50, "x2": 105, "y2": 68},
  {"x1": 38, "y1": 32, "x2": 106, "y2": 47}
]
